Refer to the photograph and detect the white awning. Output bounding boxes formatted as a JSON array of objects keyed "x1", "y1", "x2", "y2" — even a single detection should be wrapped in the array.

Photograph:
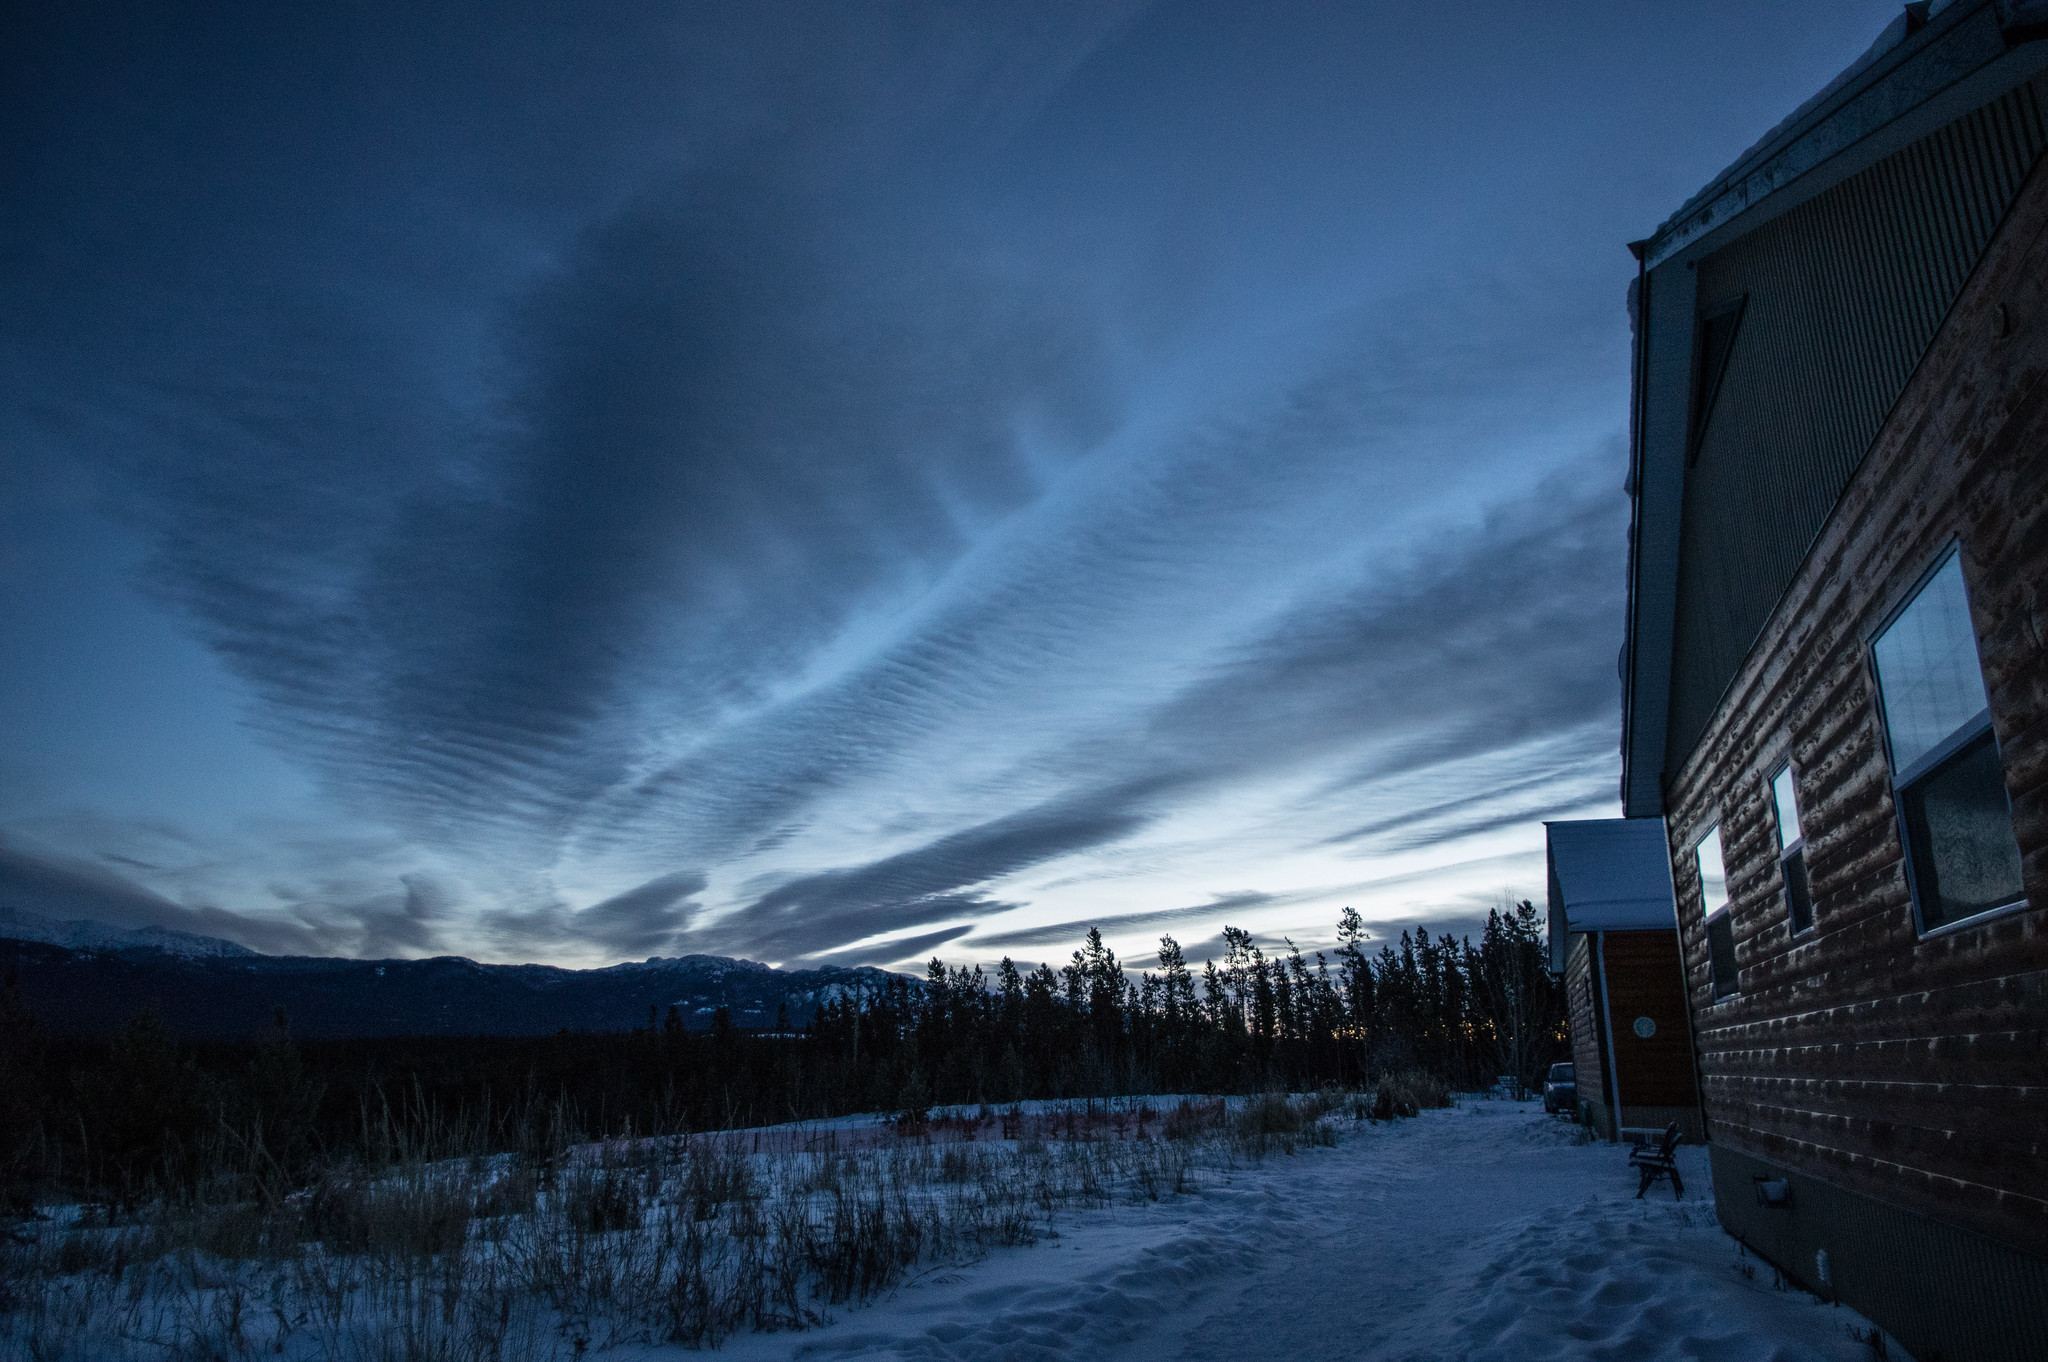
[{"x1": 1545, "y1": 818, "x2": 1678, "y2": 971}]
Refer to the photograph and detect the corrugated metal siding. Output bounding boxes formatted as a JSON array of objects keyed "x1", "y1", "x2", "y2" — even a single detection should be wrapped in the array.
[{"x1": 1665, "y1": 74, "x2": 2048, "y2": 774}]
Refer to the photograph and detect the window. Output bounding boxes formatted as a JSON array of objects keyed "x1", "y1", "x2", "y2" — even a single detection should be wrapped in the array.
[
  {"x1": 1696, "y1": 824, "x2": 1738, "y2": 998},
  {"x1": 1872, "y1": 550, "x2": 2025, "y2": 932},
  {"x1": 1772, "y1": 764, "x2": 1813, "y2": 935}
]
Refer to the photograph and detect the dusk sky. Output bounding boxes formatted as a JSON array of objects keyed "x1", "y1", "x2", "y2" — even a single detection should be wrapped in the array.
[{"x1": 2, "y1": 1, "x2": 1900, "y2": 971}]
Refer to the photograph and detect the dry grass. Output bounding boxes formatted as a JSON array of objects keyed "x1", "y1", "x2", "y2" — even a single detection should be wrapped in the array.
[{"x1": 0, "y1": 1092, "x2": 1367, "y2": 1359}]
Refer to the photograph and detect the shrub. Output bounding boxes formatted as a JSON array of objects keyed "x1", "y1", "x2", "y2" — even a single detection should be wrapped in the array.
[
  {"x1": 1370, "y1": 1070, "x2": 1452, "y2": 1120},
  {"x1": 1162, "y1": 1099, "x2": 1226, "y2": 1142},
  {"x1": 562, "y1": 1163, "x2": 642, "y2": 1234},
  {"x1": 303, "y1": 1166, "x2": 473, "y2": 1258},
  {"x1": 1227, "y1": 1092, "x2": 1345, "y2": 1157}
]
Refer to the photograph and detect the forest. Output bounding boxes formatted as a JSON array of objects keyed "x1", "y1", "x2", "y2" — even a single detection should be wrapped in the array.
[{"x1": 0, "y1": 901, "x2": 1565, "y2": 1211}]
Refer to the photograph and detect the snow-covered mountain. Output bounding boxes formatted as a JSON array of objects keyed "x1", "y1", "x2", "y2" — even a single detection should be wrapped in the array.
[{"x1": 0, "y1": 906, "x2": 260, "y2": 958}]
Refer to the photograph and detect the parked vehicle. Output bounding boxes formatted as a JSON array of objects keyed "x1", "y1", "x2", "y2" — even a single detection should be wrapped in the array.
[{"x1": 1542, "y1": 1061, "x2": 1576, "y2": 1115}]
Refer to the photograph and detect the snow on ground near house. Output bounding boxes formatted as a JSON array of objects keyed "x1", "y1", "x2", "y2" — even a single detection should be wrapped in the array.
[{"x1": 695, "y1": 1098, "x2": 1890, "y2": 1362}]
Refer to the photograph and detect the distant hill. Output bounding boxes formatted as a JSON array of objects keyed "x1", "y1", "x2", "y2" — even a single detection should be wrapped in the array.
[{"x1": 0, "y1": 917, "x2": 911, "y2": 1039}]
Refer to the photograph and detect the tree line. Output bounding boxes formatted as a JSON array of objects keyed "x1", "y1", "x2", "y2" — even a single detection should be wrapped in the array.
[
  {"x1": 845, "y1": 900, "x2": 1564, "y2": 1107},
  {"x1": 0, "y1": 901, "x2": 1563, "y2": 1210}
]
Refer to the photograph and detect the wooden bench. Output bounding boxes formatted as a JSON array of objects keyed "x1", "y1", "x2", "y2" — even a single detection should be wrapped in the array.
[{"x1": 1628, "y1": 1121, "x2": 1684, "y2": 1199}]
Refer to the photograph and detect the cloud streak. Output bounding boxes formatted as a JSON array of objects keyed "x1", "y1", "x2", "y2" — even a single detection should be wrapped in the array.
[{"x1": 697, "y1": 782, "x2": 1166, "y2": 962}]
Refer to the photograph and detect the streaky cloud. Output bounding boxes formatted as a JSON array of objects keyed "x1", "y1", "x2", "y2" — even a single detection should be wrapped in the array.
[{"x1": 695, "y1": 782, "x2": 1169, "y2": 960}]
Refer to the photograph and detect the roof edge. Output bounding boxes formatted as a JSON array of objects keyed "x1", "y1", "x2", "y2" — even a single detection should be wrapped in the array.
[{"x1": 1641, "y1": 0, "x2": 2035, "y2": 270}]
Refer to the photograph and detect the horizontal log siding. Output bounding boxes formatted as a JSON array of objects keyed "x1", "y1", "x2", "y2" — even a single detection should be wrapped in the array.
[{"x1": 1665, "y1": 153, "x2": 2048, "y2": 1258}]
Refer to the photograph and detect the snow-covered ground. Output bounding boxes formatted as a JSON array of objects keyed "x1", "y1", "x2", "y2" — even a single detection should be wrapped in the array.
[
  {"x1": 702, "y1": 1098, "x2": 1890, "y2": 1362},
  {"x1": 8, "y1": 1096, "x2": 1898, "y2": 1361}
]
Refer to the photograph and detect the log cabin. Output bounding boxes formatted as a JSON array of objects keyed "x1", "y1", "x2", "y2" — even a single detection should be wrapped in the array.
[{"x1": 1544, "y1": 817, "x2": 1701, "y2": 1142}]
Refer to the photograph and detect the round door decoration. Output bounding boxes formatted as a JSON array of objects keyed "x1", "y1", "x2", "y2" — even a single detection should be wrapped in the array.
[{"x1": 1632, "y1": 1016, "x2": 1657, "y2": 1039}]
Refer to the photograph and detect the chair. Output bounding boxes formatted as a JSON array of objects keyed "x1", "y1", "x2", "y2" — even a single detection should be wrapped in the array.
[{"x1": 1628, "y1": 1121, "x2": 1684, "y2": 1199}]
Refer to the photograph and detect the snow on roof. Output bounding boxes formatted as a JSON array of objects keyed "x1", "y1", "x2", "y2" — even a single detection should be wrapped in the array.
[
  {"x1": 1644, "y1": 3, "x2": 1937, "y2": 254},
  {"x1": 1639, "y1": 0, "x2": 2046, "y2": 269},
  {"x1": 1545, "y1": 818, "x2": 1677, "y2": 968}
]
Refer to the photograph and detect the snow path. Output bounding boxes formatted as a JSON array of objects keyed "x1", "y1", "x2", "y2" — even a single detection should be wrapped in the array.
[{"x1": 706, "y1": 1099, "x2": 1890, "y2": 1362}]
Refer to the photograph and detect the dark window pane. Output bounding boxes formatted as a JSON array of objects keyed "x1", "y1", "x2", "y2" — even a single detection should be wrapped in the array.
[
  {"x1": 1696, "y1": 825, "x2": 1727, "y2": 913},
  {"x1": 1874, "y1": 555, "x2": 1989, "y2": 773},
  {"x1": 1783, "y1": 849, "x2": 1812, "y2": 934},
  {"x1": 1707, "y1": 913, "x2": 1739, "y2": 998},
  {"x1": 1901, "y1": 729, "x2": 2025, "y2": 930},
  {"x1": 1773, "y1": 766, "x2": 1803, "y2": 851}
]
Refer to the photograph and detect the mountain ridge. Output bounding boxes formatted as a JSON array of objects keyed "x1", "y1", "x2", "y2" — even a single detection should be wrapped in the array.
[{"x1": 0, "y1": 913, "x2": 916, "y2": 1039}]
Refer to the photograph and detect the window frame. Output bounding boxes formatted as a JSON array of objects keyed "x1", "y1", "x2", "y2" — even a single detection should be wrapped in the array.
[
  {"x1": 1867, "y1": 543, "x2": 2029, "y2": 939},
  {"x1": 1770, "y1": 761, "x2": 1815, "y2": 938},
  {"x1": 1694, "y1": 822, "x2": 1739, "y2": 1001}
]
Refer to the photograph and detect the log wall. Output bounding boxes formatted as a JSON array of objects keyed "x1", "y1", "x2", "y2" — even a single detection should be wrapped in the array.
[{"x1": 1565, "y1": 932, "x2": 1607, "y2": 1121}]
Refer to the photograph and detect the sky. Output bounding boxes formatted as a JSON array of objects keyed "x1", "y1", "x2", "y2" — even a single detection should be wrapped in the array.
[{"x1": 1, "y1": 0, "x2": 1902, "y2": 972}]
